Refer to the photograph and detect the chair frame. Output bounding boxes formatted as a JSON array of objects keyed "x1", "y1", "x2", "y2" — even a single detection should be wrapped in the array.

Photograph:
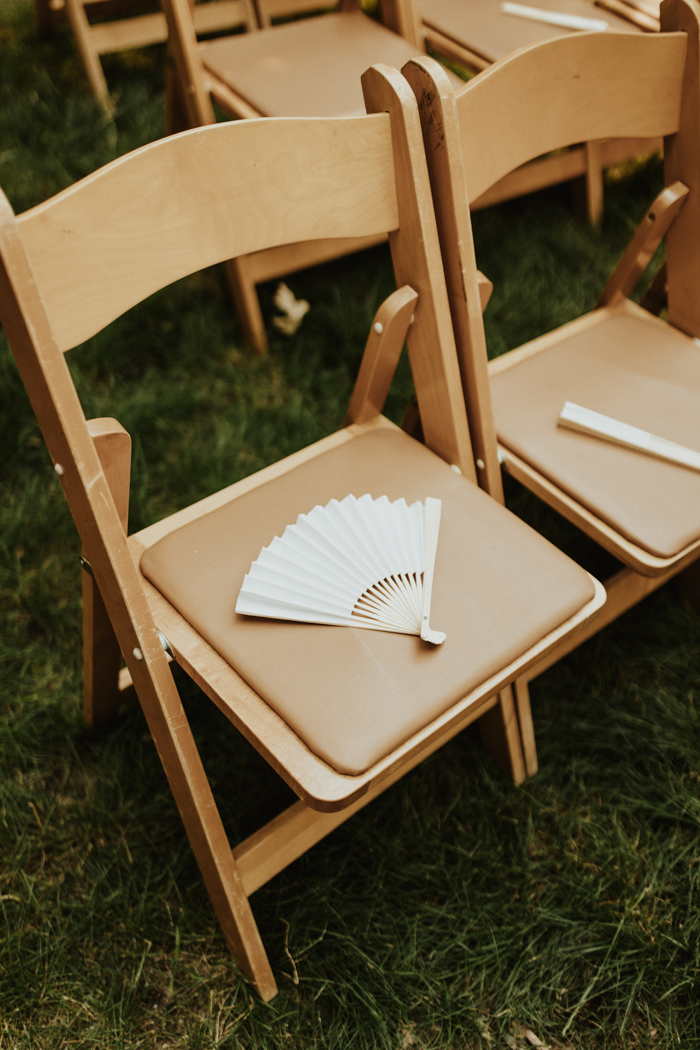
[
  {"x1": 403, "y1": 0, "x2": 700, "y2": 773},
  {"x1": 161, "y1": 0, "x2": 438, "y2": 354},
  {"x1": 0, "y1": 63, "x2": 608, "y2": 996},
  {"x1": 35, "y1": 0, "x2": 259, "y2": 111},
  {"x1": 420, "y1": 0, "x2": 663, "y2": 225}
]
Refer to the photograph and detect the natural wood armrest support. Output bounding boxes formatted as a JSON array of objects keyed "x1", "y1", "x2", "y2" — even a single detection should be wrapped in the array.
[
  {"x1": 597, "y1": 181, "x2": 689, "y2": 309},
  {"x1": 476, "y1": 270, "x2": 493, "y2": 313},
  {"x1": 345, "y1": 285, "x2": 418, "y2": 426},
  {"x1": 87, "y1": 418, "x2": 131, "y2": 534}
]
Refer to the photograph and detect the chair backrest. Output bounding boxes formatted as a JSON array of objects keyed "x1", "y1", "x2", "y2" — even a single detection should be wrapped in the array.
[
  {"x1": 255, "y1": 0, "x2": 422, "y2": 43},
  {"x1": 163, "y1": 0, "x2": 423, "y2": 127},
  {"x1": 0, "y1": 66, "x2": 475, "y2": 660},
  {"x1": 402, "y1": 0, "x2": 700, "y2": 498},
  {"x1": 441, "y1": 32, "x2": 684, "y2": 205},
  {"x1": 63, "y1": 0, "x2": 258, "y2": 108}
]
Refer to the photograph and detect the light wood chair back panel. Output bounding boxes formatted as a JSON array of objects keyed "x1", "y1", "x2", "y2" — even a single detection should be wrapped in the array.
[
  {"x1": 452, "y1": 31, "x2": 686, "y2": 203},
  {"x1": 17, "y1": 115, "x2": 398, "y2": 352},
  {"x1": 663, "y1": 0, "x2": 700, "y2": 339}
]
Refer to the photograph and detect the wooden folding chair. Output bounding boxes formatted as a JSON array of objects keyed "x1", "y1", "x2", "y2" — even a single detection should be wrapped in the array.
[
  {"x1": 595, "y1": 0, "x2": 660, "y2": 30},
  {"x1": 162, "y1": 0, "x2": 464, "y2": 354},
  {"x1": 34, "y1": 0, "x2": 257, "y2": 111},
  {"x1": 404, "y1": 0, "x2": 700, "y2": 775},
  {"x1": 0, "y1": 62, "x2": 604, "y2": 998},
  {"x1": 419, "y1": 0, "x2": 661, "y2": 223}
]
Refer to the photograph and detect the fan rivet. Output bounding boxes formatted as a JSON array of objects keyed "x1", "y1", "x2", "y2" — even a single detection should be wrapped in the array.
[
  {"x1": 374, "y1": 322, "x2": 383, "y2": 334},
  {"x1": 476, "y1": 459, "x2": 485, "y2": 470},
  {"x1": 133, "y1": 647, "x2": 143, "y2": 661},
  {"x1": 54, "y1": 463, "x2": 64, "y2": 476},
  {"x1": 450, "y1": 464, "x2": 462, "y2": 474}
]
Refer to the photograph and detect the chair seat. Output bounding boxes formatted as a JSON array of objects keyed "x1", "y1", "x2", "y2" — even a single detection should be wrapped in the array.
[
  {"x1": 490, "y1": 302, "x2": 700, "y2": 560},
  {"x1": 141, "y1": 423, "x2": 596, "y2": 776},
  {"x1": 200, "y1": 10, "x2": 463, "y2": 118},
  {"x1": 421, "y1": 0, "x2": 639, "y2": 63}
]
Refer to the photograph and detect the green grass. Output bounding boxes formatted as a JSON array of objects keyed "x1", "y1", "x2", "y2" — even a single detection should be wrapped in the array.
[{"x1": 1, "y1": 3, "x2": 700, "y2": 1046}]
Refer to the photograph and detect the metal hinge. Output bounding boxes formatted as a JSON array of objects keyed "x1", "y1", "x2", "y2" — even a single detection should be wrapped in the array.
[{"x1": 80, "y1": 556, "x2": 174, "y2": 659}]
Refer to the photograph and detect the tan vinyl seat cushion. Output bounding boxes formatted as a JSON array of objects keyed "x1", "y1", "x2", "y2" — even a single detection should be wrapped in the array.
[
  {"x1": 200, "y1": 11, "x2": 464, "y2": 118},
  {"x1": 141, "y1": 426, "x2": 595, "y2": 776},
  {"x1": 490, "y1": 308, "x2": 700, "y2": 559},
  {"x1": 420, "y1": 0, "x2": 639, "y2": 64}
]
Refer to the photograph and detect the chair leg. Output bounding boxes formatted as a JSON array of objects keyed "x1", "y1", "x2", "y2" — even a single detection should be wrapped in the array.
[
  {"x1": 224, "y1": 257, "x2": 268, "y2": 354},
  {"x1": 513, "y1": 676, "x2": 538, "y2": 778},
  {"x1": 574, "y1": 141, "x2": 604, "y2": 225},
  {"x1": 584, "y1": 141, "x2": 604, "y2": 225},
  {"x1": 477, "y1": 685, "x2": 527, "y2": 785},
  {"x1": 82, "y1": 567, "x2": 124, "y2": 728},
  {"x1": 130, "y1": 652, "x2": 278, "y2": 999},
  {"x1": 165, "y1": 51, "x2": 192, "y2": 135},
  {"x1": 63, "y1": 0, "x2": 113, "y2": 111},
  {"x1": 83, "y1": 418, "x2": 133, "y2": 727}
]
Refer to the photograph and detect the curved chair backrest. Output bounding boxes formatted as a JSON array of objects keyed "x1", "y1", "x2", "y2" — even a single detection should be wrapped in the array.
[
  {"x1": 449, "y1": 31, "x2": 685, "y2": 206},
  {"x1": 17, "y1": 116, "x2": 399, "y2": 352},
  {"x1": 402, "y1": 0, "x2": 700, "y2": 496},
  {"x1": 0, "y1": 66, "x2": 475, "y2": 596}
]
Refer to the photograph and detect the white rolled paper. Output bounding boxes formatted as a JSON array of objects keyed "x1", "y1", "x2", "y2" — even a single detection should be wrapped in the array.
[{"x1": 558, "y1": 401, "x2": 700, "y2": 473}]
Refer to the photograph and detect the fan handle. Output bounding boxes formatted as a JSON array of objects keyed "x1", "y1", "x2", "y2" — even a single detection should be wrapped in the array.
[{"x1": 420, "y1": 497, "x2": 446, "y2": 645}]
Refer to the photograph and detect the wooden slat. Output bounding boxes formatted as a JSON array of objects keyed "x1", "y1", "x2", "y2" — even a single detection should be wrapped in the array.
[
  {"x1": 88, "y1": 0, "x2": 250, "y2": 51},
  {"x1": 90, "y1": 11, "x2": 168, "y2": 51},
  {"x1": 596, "y1": 0, "x2": 660, "y2": 31},
  {"x1": 403, "y1": 57, "x2": 503, "y2": 500},
  {"x1": 16, "y1": 115, "x2": 398, "y2": 352},
  {"x1": 453, "y1": 31, "x2": 686, "y2": 202},
  {"x1": 362, "y1": 64, "x2": 476, "y2": 478}
]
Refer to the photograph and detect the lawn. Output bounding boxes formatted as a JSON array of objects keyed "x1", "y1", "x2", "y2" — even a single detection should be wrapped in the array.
[{"x1": 1, "y1": 2, "x2": 699, "y2": 1046}]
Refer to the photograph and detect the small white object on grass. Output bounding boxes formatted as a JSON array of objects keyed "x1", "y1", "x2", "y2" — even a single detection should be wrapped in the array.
[
  {"x1": 558, "y1": 401, "x2": 700, "y2": 473},
  {"x1": 501, "y1": 1, "x2": 608, "y2": 30},
  {"x1": 272, "y1": 282, "x2": 310, "y2": 336}
]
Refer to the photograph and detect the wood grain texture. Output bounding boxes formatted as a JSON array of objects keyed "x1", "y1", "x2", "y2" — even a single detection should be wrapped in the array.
[
  {"x1": 17, "y1": 116, "x2": 398, "y2": 351},
  {"x1": 161, "y1": 0, "x2": 428, "y2": 351},
  {"x1": 452, "y1": 30, "x2": 686, "y2": 203},
  {"x1": 0, "y1": 66, "x2": 608, "y2": 995},
  {"x1": 403, "y1": 56, "x2": 503, "y2": 500},
  {"x1": 64, "y1": 0, "x2": 111, "y2": 107},
  {"x1": 407, "y1": 10, "x2": 700, "y2": 784},
  {"x1": 362, "y1": 63, "x2": 476, "y2": 479},
  {"x1": 0, "y1": 187, "x2": 278, "y2": 999},
  {"x1": 82, "y1": 419, "x2": 131, "y2": 728}
]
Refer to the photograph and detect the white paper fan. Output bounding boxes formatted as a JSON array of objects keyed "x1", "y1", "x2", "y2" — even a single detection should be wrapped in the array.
[{"x1": 235, "y1": 494, "x2": 446, "y2": 644}]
